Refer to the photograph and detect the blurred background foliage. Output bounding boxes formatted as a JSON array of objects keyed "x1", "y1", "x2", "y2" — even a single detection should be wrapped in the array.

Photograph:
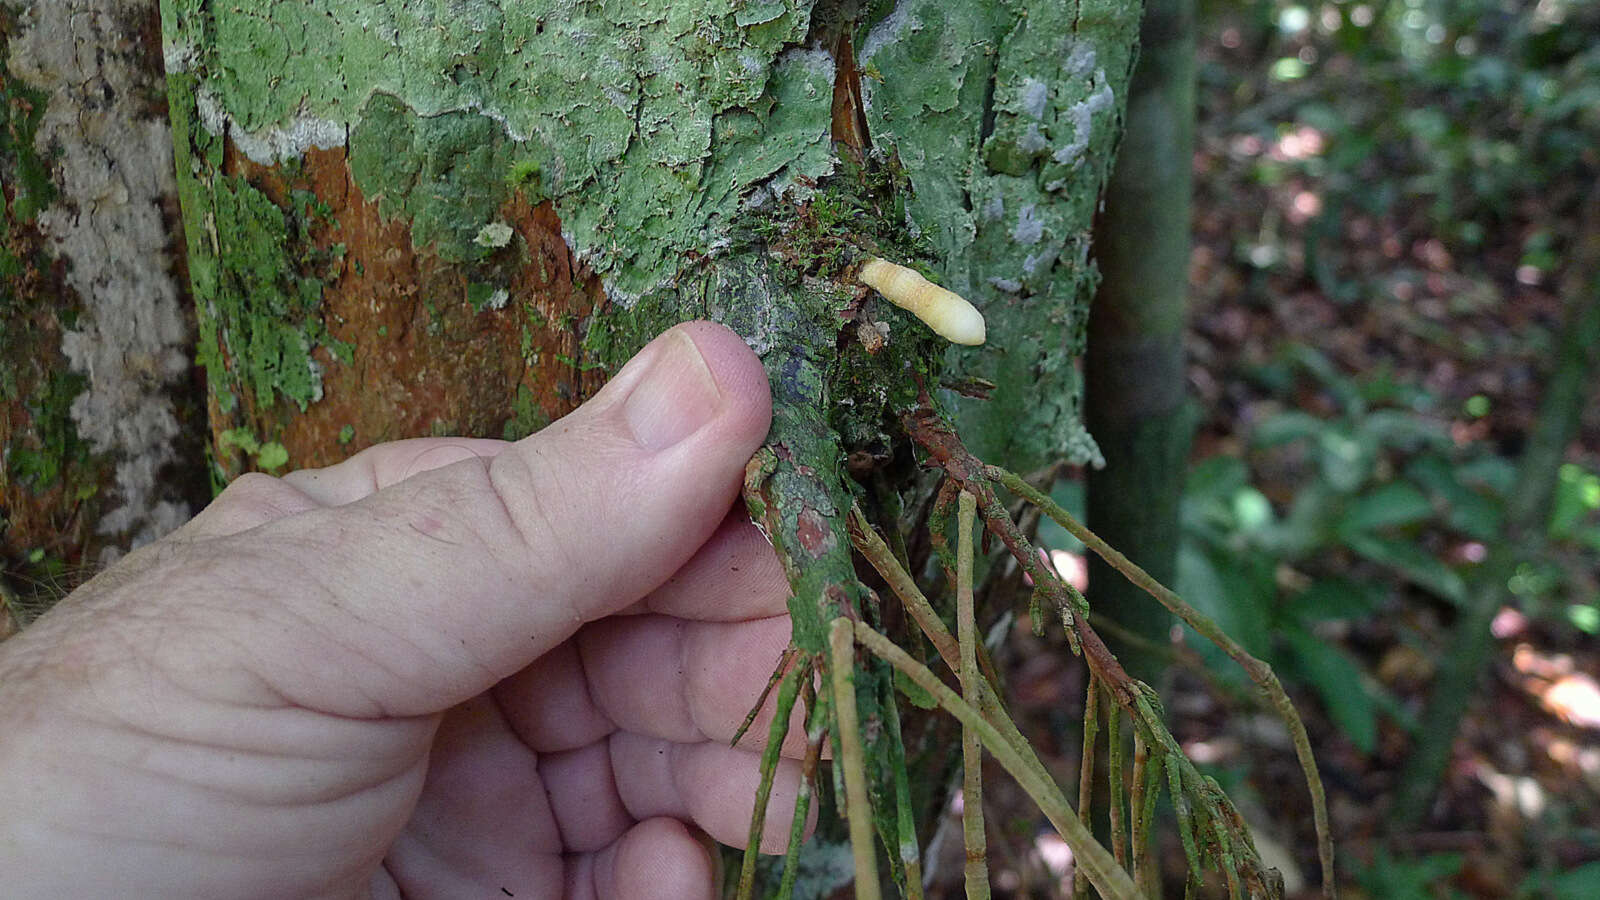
[{"x1": 1063, "y1": 0, "x2": 1600, "y2": 894}]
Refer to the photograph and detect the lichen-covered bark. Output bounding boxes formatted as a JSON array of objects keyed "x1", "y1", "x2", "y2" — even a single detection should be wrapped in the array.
[
  {"x1": 2, "y1": 0, "x2": 203, "y2": 620},
  {"x1": 861, "y1": 0, "x2": 1139, "y2": 471}
]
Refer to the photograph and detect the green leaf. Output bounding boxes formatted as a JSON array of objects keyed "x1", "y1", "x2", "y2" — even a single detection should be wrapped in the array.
[
  {"x1": 1406, "y1": 455, "x2": 1503, "y2": 540},
  {"x1": 1250, "y1": 410, "x2": 1327, "y2": 447},
  {"x1": 1358, "y1": 850, "x2": 1464, "y2": 899},
  {"x1": 1266, "y1": 481, "x2": 1338, "y2": 556},
  {"x1": 1316, "y1": 427, "x2": 1378, "y2": 493},
  {"x1": 1358, "y1": 409, "x2": 1450, "y2": 451},
  {"x1": 1337, "y1": 481, "x2": 1434, "y2": 535},
  {"x1": 1344, "y1": 532, "x2": 1466, "y2": 604},
  {"x1": 1187, "y1": 455, "x2": 1250, "y2": 500},
  {"x1": 1281, "y1": 625, "x2": 1377, "y2": 753},
  {"x1": 1177, "y1": 543, "x2": 1275, "y2": 659},
  {"x1": 1549, "y1": 463, "x2": 1600, "y2": 540},
  {"x1": 1289, "y1": 577, "x2": 1381, "y2": 621}
]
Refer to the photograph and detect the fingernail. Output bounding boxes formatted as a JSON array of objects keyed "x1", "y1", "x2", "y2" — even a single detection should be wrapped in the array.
[{"x1": 623, "y1": 329, "x2": 722, "y2": 449}]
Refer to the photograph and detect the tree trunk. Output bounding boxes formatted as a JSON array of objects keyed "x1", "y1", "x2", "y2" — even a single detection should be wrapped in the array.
[
  {"x1": 1084, "y1": 0, "x2": 1195, "y2": 680},
  {"x1": 2, "y1": 0, "x2": 204, "y2": 630},
  {"x1": 158, "y1": 0, "x2": 1142, "y2": 893}
]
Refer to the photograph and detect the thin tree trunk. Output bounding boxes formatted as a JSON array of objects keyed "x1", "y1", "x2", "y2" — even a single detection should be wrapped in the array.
[{"x1": 1085, "y1": 0, "x2": 1195, "y2": 680}]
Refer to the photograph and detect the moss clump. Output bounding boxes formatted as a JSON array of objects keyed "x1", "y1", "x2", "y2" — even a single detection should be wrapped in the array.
[
  {"x1": 501, "y1": 386, "x2": 552, "y2": 441},
  {"x1": 5, "y1": 371, "x2": 92, "y2": 494},
  {"x1": 737, "y1": 155, "x2": 950, "y2": 459}
]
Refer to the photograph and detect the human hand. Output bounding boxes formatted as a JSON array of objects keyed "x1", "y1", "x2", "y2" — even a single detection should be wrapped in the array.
[{"x1": 0, "y1": 322, "x2": 809, "y2": 899}]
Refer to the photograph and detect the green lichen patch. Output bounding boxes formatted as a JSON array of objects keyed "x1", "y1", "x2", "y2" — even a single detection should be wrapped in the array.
[
  {"x1": 4, "y1": 370, "x2": 92, "y2": 494},
  {"x1": 501, "y1": 385, "x2": 552, "y2": 441},
  {"x1": 1, "y1": 14, "x2": 100, "y2": 505},
  {"x1": 205, "y1": 175, "x2": 337, "y2": 411},
  {"x1": 173, "y1": 0, "x2": 835, "y2": 305},
  {"x1": 349, "y1": 94, "x2": 516, "y2": 265}
]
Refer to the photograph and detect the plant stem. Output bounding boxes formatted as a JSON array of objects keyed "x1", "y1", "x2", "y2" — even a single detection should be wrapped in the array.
[
  {"x1": 733, "y1": 644, "x2": 798, "y2": 748},
  {"x1": 1130, "y1": 730, "x2": 1157, "y2": 897},
  {"x1": 992, "y1": 466, "x2": 1336, "y2": 898},
  {"x1": 848, "y1": 503, "x2": 1050, "y2": 788},
  {"x1": 881, "y1": 684, "x2": 925, "y2": 899},
  {"x1": 1073, "y1": 670, "x2": 1100, "y2": 900},
  {"x1": 849, "y1": 619, "x2": 1140, "y2": 900},
  {"x1": 849, "y1": 504, "x2": 961, "y2": 676},
  {"x1": 1107, "y1": 688, "x2": 1127, "y2": 870},
  {"x1": 778, "y1": 680, "x2": 826, "y2": 900},
  {"x1": 957, "y1": 491, "x2": 991, "y2": 900},
  {"x1": 737, "y1": 657, "x2": 808, "y2": 900},
  {"x1": 830, "y1": 618, "x2": 882, "y2": 900}
]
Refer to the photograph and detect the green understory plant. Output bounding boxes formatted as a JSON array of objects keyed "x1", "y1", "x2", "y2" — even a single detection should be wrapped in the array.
[{"x1": 736, "y1": 390, "x2": 1339, "y2": 898}]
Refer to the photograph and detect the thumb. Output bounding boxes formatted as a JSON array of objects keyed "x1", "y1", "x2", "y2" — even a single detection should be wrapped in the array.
[{"x1": 182, "y1": 322, "x2": 772, "y2": 718}]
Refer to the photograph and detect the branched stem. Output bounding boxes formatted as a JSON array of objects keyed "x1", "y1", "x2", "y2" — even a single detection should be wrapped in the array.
[
  {"x1": 849, "y1": 503, "x2": 1051, "y2": 789},
  {"x1": 849, "y1": 504, "x2": 961, "y2": 676},
  {"x1": 738, "y1": 656, "x2": 809, "y2": 900},
  {"x1": 1074, "y1": 670, "x2": 1100, "y2": 900},
  {"x1": 848, "y1": 619, "x2": 1140, "y2": 900},
  {"x1": 990, "y1": 465, "x2": 1336, "y2": 898},
  {"x1": 1107, "y1": 688, "x2": 1127, "y2": 870},
  {"x1": 733, "y1": 644, "x2": 799, "y2": 748}
]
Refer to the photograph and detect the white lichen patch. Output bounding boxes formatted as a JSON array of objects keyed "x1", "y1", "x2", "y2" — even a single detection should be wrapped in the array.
[
  {"x1": 1011, "y1": 204, "x2": 1044, "y2": 246},
  {"x1": 1051, "y1": 79, "x2": 1115, "y2": 168},
  {"x1": 196, "y1": 88, "x2": 347, "y2": 165},
  {"x1": 860, "y1": 0, "x2": 917, "y2": 63},
  {"x1": 1020, "y1": 77, "x2": 1050, "y2": 120},
  {"x1": 9, "y1": 0, "x2": 195, "y2": 549}
]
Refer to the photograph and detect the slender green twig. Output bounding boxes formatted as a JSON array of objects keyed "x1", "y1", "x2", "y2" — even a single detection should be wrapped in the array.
[
  {"x1": 1107, "y1": 688, "x2": 1127, "y2": 870},
  {"x1": 848, "y1": 504, "x2": 1049, "y2": 790},
  {"x1": 1074, "y1": 671, "x2": 1100, "y2": 900},
  {"x1": 991, "y1": 466, "x2": 1336, "y2": 898},
  {"x1": 737, "y1": 657, "x2": 809, "y2": 899},
  {"x1": 956, "y1": 491, "x2": 992, "y2": 900},
  {"x1": 733, "y1": 644, "x2": 798, "y2": 748},
  {"x1": 928, "y1": 477, "x2": 961, "y2": 586},
  {"x1": 881, "y1": 684, "x2": 925, "y2": 899},
  {"x1": 850, "y1": 502, "x2": 1003, "y2": 690},
  {"x1": 849, "y1": 504, "x2": 961, "y2": 676},
  {"x1": 1165, "y1": 748, "x2": 1201, "y2": 879},
  {"x1": 1131, "y1": 730, "x2": 1158, "y2": 897},
  {"x1": 778, "y1": 679, "x2": 826, "y2": 900},
  {"x1": 830, "y1": 618, "x2": 882, "y2": 900},
  {"x1": 848, "y1": 619, "x2": 1140, "y2": 900}
]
